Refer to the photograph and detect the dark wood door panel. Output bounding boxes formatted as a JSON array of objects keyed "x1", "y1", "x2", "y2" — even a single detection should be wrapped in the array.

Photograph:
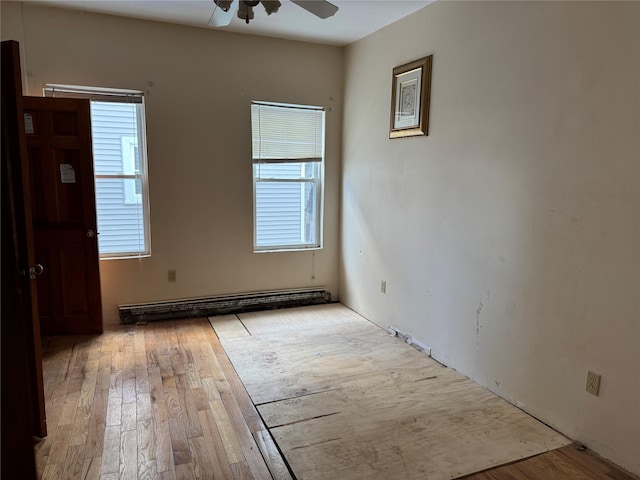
[
  {"x1": 35, "y1": 221, "x2": 102, "y2": 335},
  {"x1": 24, "y1": 96, "x2": 103, "y2": 336},
  {"x1": 51, "y1": 110, "x2": 80, "y2": 136},
  {"x1": 30, "y1": 147, "x2": 83, "y2": 224}
]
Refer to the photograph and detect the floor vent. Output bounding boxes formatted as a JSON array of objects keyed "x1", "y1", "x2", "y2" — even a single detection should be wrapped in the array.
[{"x1": 119, "y1": 288, "x2": 331, "y2": 324}]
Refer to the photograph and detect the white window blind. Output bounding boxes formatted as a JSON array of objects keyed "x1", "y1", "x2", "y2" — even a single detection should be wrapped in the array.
[
  {"x1": 44, "y1": 84, "x2": 151, "y2": 259},
  {"x1": 251, "y1": 101, "x2": 325, "y2": 251}
]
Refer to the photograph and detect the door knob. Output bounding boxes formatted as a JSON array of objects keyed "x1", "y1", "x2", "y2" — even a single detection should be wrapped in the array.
[
  {"x1": 21, "y1": 264, "x2": 45, "y2": 279},
  {"x1": 86, "y1": 229, "x2": 95, "y2": 238}
]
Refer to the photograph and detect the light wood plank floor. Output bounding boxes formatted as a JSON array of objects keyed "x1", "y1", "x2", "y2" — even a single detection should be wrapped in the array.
[
  {"x1": 463, "y1": 445, "x2": 640, "y2": 480},
  {"x1": 35, "y1": 313, "x2": 639, "y2": 480},
  {"x1": 35, "y1": 318, "x2": 289, "y2": 480}
]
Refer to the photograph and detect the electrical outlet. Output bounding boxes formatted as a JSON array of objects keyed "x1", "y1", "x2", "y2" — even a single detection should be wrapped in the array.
[
  {"x1": 381, "y1": 280, "x2": 386, "y2": 293},
  {"x1": 168, "y1": 269, "x2": 177, "y2": 283},
  {"x1": 586, "y1": 371, "x2": 601, "y2": 396}
]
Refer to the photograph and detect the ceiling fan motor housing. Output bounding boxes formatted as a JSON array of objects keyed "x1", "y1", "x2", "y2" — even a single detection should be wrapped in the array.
[{"x1": 238, "y1": 1, "x2": 254, "y2": 22}]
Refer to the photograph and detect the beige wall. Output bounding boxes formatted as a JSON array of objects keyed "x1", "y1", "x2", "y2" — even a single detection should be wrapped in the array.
[
  {"x1": 342, "y1": 1, "x2": 639, "y2": 473},
  {"x1": 2, "y1": 2, "x2": 343, "y2": 324}
]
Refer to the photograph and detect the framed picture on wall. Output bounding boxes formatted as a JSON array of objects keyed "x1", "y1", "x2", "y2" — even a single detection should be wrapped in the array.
[{"x1": 389, "y1": 55, "x2": 432, "y2": 138}]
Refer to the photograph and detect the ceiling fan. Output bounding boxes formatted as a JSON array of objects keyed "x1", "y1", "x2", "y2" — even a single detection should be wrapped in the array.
[{"x1": 208, "y1": 0, "x2": 339, "y2": 26}]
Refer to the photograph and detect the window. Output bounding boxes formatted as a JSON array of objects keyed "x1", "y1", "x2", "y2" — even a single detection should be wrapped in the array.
[
  {"x1": 251, "y1": 101, "x2": 325, "y2": 251},
  {"x1": 45, "y1": 85, "x2": 151, "y2": 259}
]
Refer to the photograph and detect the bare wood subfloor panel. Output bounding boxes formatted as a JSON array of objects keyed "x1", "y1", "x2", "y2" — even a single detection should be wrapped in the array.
[
  {"x1": 219, "y1": 305, "x2": 571, "y2": 480},
  {"x1": 35, "y1": 318, "x2": 289, "y2": 480},
  {"x1": 232, "y1": 303, "x2": 364, "y2": 337}
]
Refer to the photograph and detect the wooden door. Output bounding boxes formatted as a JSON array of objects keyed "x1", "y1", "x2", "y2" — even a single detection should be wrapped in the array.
[
  {"x1": 1, "y1": 39, "x2": 41, "y2": 479},
  {"x1": 23, "y1": 96, "x2": 103, "y2": 335}
]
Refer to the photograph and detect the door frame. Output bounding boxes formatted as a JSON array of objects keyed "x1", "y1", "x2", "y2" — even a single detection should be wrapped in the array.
[{"x1": 1, "y1": 38, "x2": 42, "y2": 480}]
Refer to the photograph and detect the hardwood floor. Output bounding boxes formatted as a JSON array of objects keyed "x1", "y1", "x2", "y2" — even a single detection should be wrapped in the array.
[
  {"x1": 35, "y1": 318, "x2": 289, "y2": 480},
  {"x1": 35, "y1": 315, "x2": 638, "y2": 480},
  {"x1": 463, "y1": 445, "x2": 640, "y2": 480}
]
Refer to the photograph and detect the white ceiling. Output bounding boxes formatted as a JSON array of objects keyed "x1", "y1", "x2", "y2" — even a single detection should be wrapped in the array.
[{"x1": 23, "y1": 0, "x2": 433, "y2": 46}]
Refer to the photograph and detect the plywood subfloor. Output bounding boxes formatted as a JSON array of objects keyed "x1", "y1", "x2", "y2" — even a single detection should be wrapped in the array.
[{"x1": 212, "y1": 304, "x2": 571, "y2": 480}]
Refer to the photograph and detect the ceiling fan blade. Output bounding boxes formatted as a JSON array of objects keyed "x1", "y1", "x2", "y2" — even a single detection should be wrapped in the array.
[
  {"x1": 208, "y1": 0, "x2": 238, "y2": 27},
  {"x1": 291, "y1": 0, "x2": 338, "y2": 19}
]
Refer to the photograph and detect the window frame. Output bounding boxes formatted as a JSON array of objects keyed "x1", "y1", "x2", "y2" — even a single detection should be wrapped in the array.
[
  {"x1": 251, "y1": 101, "x2": 325, "y2": 253},
  {"x1": 44, "y1": 84, "x2": 151, "y2": 259}
]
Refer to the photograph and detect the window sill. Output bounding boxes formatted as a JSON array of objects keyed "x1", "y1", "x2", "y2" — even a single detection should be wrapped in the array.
[
  {"x1": 254, "y1": 246, "x2": 322, "y2": 254},
  {"x1": 100, "y1": 253, "x2": 151, "y2": 261}
]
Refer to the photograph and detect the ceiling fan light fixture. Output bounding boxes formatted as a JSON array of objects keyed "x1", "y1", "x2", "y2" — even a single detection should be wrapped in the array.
[
  {"x1": 261, "y1": 0, "x2": 281, "y2": 16},
  {"x1": 214, "y1": 0, "x2": 234, "y2": 12}
]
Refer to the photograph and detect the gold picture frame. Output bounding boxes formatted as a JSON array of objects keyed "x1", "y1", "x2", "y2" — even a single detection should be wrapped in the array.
[{"x1": 389, "y1": 55, "x2": 432, "y2": 138}]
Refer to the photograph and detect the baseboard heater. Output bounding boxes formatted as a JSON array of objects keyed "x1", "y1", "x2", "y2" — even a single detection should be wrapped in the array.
[{"x1": 119, "y1": 288, "x2": 331, "y2": 324}]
